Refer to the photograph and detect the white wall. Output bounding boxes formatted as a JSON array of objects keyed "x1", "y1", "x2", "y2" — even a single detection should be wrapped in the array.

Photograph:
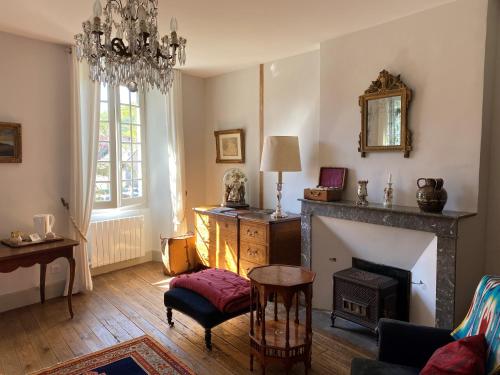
[
  {"x1": 197, "y1": 0, "x2": 490, "y2": 325},
  {"x1": 320, "y1": 0, "x2": 487, "y2": 212},
  {"x1": 263, "y1": 51, "x2": 320, "y2": 214},
  {"x1": 484, "y1": 0, "x2": 500, "y2": 275},
  {"x1": 0, "y1": 32, "x2": 71, "y2": 307},
  {"x1": 204, "y1": 67, "x2": 260, "y2": 207},
  {"x1": 316, "y1": 0, "x2": 489, "y2": 324},
  {"x1": 182, "y1": 74, "x2": 206, "y2": 230}
]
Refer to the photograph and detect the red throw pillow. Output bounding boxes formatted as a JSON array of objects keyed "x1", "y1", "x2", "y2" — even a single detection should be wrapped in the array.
[{"x1": 420, "y1": 334, "x2": 486, "y2": 375}]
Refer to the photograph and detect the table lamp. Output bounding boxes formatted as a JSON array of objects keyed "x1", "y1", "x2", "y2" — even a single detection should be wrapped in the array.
[{"x1": 260, "y1": 136, "x2": 301, "y2": 219}]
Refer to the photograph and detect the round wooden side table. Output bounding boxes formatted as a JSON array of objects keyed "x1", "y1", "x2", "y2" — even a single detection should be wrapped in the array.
[{"x1": 248, "y1": 265, "x2": 316, "y2": 374}]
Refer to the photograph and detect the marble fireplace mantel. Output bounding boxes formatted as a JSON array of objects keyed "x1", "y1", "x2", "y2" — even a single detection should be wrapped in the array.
[{"x1": 299, "y1": 199, "x2": 476, "y2": 329}]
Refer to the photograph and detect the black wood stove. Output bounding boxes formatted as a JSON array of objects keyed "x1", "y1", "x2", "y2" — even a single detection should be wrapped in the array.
[{"x1": 331, "y1": 258, "x2": 411, "y2": 332}]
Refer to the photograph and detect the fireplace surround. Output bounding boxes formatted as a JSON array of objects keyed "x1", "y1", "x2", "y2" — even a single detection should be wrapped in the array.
[{"x1": 300, "y1": 199, "x2": 475, "y2": 329}]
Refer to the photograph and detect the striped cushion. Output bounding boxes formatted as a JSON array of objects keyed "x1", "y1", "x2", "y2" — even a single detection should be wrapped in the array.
[{"x1": 452, "y1": 275, "x2": 500, "y2": 374}]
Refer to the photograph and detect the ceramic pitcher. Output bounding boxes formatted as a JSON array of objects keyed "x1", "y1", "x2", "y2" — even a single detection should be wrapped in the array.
[
  {"x1": 33, "y1": 214, "x2": 55, "y2": 237},
  {"x1": 416, "y1": 178, "x2": 448, "y2": 213}
]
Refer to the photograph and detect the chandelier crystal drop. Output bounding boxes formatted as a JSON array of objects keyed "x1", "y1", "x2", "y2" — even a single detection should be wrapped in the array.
[{"x1": 75, "y1": 0, "x2": 187, "y2": 93}]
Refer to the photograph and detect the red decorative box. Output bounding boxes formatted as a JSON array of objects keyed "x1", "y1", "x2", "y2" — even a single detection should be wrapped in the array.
[{"x1": 304, "y1": 167, "x2": 347, "y2": 202}]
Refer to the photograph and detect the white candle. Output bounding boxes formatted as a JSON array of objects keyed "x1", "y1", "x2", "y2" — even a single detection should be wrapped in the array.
[{"x1": 388, "y1": 173, "x2": 392, "y2": 184}]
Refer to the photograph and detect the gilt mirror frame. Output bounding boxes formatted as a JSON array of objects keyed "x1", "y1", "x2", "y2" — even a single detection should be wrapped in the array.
[{"x1": 358, "y1": 70, "x2": 412, "y2": 158}]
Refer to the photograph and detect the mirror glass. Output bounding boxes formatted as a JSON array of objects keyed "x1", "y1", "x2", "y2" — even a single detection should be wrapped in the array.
[{"x1": 366, "y1": 95, "x2": 402, "y2": 146}]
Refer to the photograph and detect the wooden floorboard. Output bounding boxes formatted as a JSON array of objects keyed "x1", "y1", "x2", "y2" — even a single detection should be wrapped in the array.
[{"x1": 0, "y1": 262, "x2": 373, "y2": 374}]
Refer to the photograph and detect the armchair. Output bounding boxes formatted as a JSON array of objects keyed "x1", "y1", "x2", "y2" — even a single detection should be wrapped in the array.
[
  {"x1": 352, "y1": 275, "x2": 500, "y2": 375},
  {"x1": 351, "y1": 318, "x2": 453, "y2": 374}
]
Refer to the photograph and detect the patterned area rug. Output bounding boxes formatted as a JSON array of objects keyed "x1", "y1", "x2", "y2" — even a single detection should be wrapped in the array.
[{"x1": 33, "y1": 335, "x2": 194, "y2": 375}]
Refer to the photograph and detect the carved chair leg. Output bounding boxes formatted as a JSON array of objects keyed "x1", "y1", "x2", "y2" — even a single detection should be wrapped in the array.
[
  {"x1": 167, "y1": 308, "x2": 174, "y2": 327},
  {"x1": 205, "y1": 328, "x2": 212, "y2": 350}
]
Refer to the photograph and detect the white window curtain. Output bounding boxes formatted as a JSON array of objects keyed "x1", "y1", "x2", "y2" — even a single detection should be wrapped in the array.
[
  {"x1": 65, "y1": 47, "x2": 100, "y2": 294},
  {"x1": 166, "y1": 71, "x2": 187, "y2": 235}
]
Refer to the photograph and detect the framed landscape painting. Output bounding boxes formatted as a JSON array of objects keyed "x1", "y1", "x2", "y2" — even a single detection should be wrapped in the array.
[
  {"x1": 215, "y1": 129, "x2": 245, "y2": 163},
  {"x1": 0, "y1": 123, "x2": 22, "y2": 163}
]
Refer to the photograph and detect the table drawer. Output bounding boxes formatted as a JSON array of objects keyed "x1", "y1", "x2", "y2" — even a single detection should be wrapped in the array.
[
  {"x1": 240, "y1": 222, "x2": 267, "y2": 244},
  {"x1": 239, "y1": 259, "x2": 263, "y2": 278},
  {"x1": 217, "y1": 217, "x2": 238, "y2": 235},
  {"x1": 240, "y1": 241, "x2": 267, "y2": 264}
]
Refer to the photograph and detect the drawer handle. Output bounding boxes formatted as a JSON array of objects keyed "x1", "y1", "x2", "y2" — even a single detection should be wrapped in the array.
[
  {"x1": 247, "y1": 248, "x2": 258, "y2": 257},
  {"x1": 246, "y1": 229, "x2": 259, "y2": 237},
  {"x1": 310, "y1": 191, "x2": 321, "y2": 197}
]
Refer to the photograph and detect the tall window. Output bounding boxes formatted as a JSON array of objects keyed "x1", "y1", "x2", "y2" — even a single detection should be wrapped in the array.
[{"x1": 95, "y1": 84, "x2": 146, "y2": 209}]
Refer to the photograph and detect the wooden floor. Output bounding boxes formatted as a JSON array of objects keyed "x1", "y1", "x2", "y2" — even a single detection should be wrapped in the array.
[{"x1": 0, "y1": 262, "x2": 372, "y2": 375}]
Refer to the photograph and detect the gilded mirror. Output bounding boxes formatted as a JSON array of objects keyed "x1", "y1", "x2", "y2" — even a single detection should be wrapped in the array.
[{"x1": 358, "y1": 70, "x2": 412, "y2": 158}]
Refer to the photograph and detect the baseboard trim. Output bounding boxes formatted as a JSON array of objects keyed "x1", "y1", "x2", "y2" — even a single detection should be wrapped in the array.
[
  {"x1": 91, "y1": 251, "x2": 161, "y2": 276},
  {"x1": 0, "y1": 280, "x2": 66, "y2": 313}
]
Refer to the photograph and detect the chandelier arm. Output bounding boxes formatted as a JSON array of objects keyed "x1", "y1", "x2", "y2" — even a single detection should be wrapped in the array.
[
  {"x1": 106, "y1": 0, "x2": 124, "y2": 12},
  {"x1": 111, "y1": 38, "x2": 130, "y2": 56}
]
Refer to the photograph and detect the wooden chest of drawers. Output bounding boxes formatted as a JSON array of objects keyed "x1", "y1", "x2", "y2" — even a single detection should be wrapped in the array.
[{"x1": 193, "y1": 207, "x2": 301, "y2": 277}]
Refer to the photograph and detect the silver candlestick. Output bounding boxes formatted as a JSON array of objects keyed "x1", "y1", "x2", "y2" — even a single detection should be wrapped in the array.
[
  {"x1": 356, "y1": 180, "x2": 369, "y2": 206},
  {"x1": 384, "y1": 182, "x2": 393, "y2": 207}
]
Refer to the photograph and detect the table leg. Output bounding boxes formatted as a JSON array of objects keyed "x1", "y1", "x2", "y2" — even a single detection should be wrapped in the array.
[
  {"x1": 40, "y1": 263, "x2": 47, "y2": 303},
  {"x1": 67, "y1": 256, "x2": 75, "y2": 319}
]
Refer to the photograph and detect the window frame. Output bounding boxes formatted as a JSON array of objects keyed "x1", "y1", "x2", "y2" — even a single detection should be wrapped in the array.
[{"x1": 94, "y1": 85, "x2": 148, "y2": 210}]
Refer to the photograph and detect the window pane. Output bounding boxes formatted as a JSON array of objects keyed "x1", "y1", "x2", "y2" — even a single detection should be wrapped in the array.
[
  {"x1": 121, "y1": 162, "x2": 133, "y2": 180},
  {"x1": 130, "y1": 106, "x2": 140, "y2": 124},
  {"x1": 99, "y1": 122, "x2": 110, "y2": 141},
  {"x1": 95, "y1": 182, "x2": 111, "y2": 202},
  {"x1": 119, "y1": 86, "x2": 130, "y2": 104},
  {"x1": 100, "y1": 84, "x2": 108, "y2": 101},
  {"x1": 98, "y1": 142, "x2": 110, "y2": 161},
  {"x1": 131, "y1": 125, "x2": 141, "y2": 143},
  {"x1": 121, "y1": 124, "x2": 131, "y2": 142},
  {"x1": 96, "y1": 162, "x2": 111, "y2": 181},
  {"x1": 100, "y1": 102, "x2": 109, "y2": 122},
  {"x1": 132, "y1": 180, "x2": 143, "y2": 198},
  {"x1": 121, "y1": 105, "x2": 131, "y2": 123},
  {"x1": 130, "y1": 91, "x2": 139, "y2": 106},
  {"x1": 122, "y1": 180, "x2": 132, "y2": 199},
  {"x1": 121, "y1": 143, "x2": 132, "y2": 161},
  {"x1": 132, "y1": 144, "x2": 142, "y2": 161},
  {"x1": 132, "y1": 162, "x2": 142, "y2": 179}
]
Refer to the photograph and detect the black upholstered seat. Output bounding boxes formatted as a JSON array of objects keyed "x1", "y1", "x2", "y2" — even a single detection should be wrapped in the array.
[{"x1": 164, "y1": 287, "x2": 251, "y2": 350}]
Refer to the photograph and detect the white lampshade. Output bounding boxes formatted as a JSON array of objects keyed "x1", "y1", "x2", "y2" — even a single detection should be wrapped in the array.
[{"x1": 260, "y1": 136, "x2": 301, "y2": 172}]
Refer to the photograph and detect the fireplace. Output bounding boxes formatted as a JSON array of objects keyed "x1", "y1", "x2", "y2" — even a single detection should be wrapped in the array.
[
  {"x1": 331, "y1": 258, "x2": 411, "y2": 332},
  {"x1": 301, "y1": 199, "x2": 475, "y2": 328}
]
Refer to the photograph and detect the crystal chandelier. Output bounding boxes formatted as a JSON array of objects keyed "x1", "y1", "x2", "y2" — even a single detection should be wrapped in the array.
[{"x1": 75, "y1": 0, "x2": 187, "y2": 93}]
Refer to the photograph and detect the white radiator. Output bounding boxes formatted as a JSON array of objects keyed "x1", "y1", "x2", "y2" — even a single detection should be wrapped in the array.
[{"x1": 89, "y1": 215, "x2": 145, "y2": 268}]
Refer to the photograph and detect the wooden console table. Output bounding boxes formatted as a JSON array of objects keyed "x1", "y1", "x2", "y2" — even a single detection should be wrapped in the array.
[
  {"x1": 249, "y1": 265, "x2": 316, "y2": 374},
  {"x1": 0, "y1": 238, "x2": 79, "y2": 318}
]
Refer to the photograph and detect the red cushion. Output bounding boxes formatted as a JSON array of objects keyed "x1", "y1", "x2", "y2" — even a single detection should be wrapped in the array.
[
  {"x1": 170, "y1": 268, "x2": 250, "y2": 313},
  {"x1": 420, "y1": 334, "x2": 486, "y2": 375}
]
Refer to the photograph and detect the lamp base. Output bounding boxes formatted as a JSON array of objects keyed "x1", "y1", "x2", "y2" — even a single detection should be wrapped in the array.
[
  {"x1": 270, "y1": 210, "x2": 288, "y2": 220},
  {"x1": 271, "y1": 172, "x2": 287, "y2": 219}
]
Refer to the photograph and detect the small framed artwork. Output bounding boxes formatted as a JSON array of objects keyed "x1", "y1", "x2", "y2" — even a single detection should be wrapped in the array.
[
  {"x1": 215, "y1": 129, "x2": 245, "y2": 163},
  {"x1": 0, "y1": 122, "x2": 22, "y2": 163}
]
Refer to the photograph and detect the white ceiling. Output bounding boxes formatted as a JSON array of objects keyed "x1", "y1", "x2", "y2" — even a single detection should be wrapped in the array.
[{"x1": 0, "y1": 0, "x2": 454, "y2": 77}]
